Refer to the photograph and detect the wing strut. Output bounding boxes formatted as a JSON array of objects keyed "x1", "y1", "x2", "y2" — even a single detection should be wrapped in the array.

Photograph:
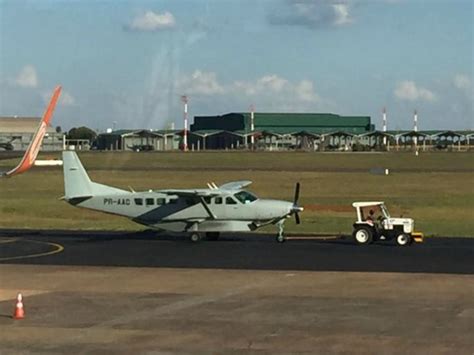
[{"x1": 199, "y1": 196, "x2": 216, "y2": 219}]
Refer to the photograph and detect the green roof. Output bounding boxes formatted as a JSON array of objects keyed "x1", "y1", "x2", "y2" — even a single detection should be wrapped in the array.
[
  {"x1": 191, "y1": 112, "x2": 373, "y2": 135},
  {"x1": 239, "y1": 112, "x2": 371, "y2": 128}
]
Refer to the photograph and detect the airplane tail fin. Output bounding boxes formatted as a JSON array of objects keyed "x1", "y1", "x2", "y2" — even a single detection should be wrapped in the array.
[
  {"x1": 62, "y1": 151, "x2": 127, "y2": 199},
  {"x1": 63, "y1": 151, "x2": 94, "y2": 198},
  {"x1": 4, "y1": 86, "x2": 62, "y2": 177}
]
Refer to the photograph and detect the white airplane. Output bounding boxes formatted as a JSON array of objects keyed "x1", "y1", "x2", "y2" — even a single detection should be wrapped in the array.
[
  {"x1": 62, "y1": 151, "x2": 303, "y2": 242},
  {"x1": 1, "y1": 86, "x2": 62, "y2": 177}
]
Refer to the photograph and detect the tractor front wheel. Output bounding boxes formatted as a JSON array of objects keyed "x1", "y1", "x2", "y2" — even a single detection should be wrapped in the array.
[{"x1": 396, "y1": 233, "x2": 411, "y2": 246}]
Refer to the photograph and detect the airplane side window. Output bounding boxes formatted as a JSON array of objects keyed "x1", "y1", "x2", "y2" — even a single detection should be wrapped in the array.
[
  {"x1": 214, "y1": 197, "x2": 223, "y2": 204},
  {"x1": 203, "y1": 197, "x2": 211, "y2": 204},
  {"x1": 156, "y1": 198, "x2": 165, "y2": 205},
  {"x1": 146, "y1": 198, "x2": 154, "y2": 206},
  {"x1": 134, "y1": 198, "x2": 143, "y2": 206},
  {"x1": 169, "y1": 198, "x2": 178, "y2": 204},
  {"x1": 226, "y1": 197, "x2": 237, "y2": 205}
]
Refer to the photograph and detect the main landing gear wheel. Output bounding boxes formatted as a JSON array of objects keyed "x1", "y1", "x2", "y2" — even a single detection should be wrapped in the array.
[
  {"x1": 396, "y1": 233, "x2": 411, "y2": 246},
  {"x1": 190, "y1": 233, "x2": 202, "y2": 243},
  {"x1": 353, "y1": 226, "x2": 373, "y2": 245}
]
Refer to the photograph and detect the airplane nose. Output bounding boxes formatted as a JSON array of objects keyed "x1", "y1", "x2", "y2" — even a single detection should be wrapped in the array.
[{"x1": 291, "y1": 205, "x2": 304, "y2": 213}]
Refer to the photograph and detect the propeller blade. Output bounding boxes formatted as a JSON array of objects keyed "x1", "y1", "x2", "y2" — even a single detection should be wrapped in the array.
[
  {"x1": 294, "y1": 182, "x2": 300, "y2": 205},
  {"x1": 295, "y1": 212, "x2": 301, "y2": 225}
]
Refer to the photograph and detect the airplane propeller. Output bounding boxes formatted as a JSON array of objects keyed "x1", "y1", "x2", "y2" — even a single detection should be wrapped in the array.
[{"x1": 291, "y1": 182, "x2": 303, "y2": 224}]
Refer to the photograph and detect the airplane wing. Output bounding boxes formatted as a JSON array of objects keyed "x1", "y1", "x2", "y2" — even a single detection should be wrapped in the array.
[
  {"x1": 159, "y1": 189, "x2": 220, "y2": 219},
  {"x1": 219, "y1": 180, "x2": 252, "y2": 191},
  {"x1": 159, "y1": 189, "x2": 221, "y2": 197},
  {"x1": 2, "y1": 86, "x2": 62, "y2": 178}
]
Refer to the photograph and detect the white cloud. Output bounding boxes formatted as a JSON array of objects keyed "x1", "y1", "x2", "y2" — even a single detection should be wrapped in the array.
[
  {"x1": 294, "y1": 80, "x2": 321, "y2": 103},
  {"x1": 394, "y1": 81, "x2": 436, "y2": 102},
  {"x1": 178, "y1": 70, "x2": 225, "y2": 95},
  {"x1": 233, "y1": 75, "x2": 289, "y2": 95},
  {"x1": 232, "y1": 74, "x2": 322, "y2": 104},
  {"x1": 333, "y1": 4, "x2": 352, "y2": 26},
  {"x1": 128, "y1": 11, "x2": 176, "y2": 31},
  {"x1": 42, "y1": 89, "x2": 76, "y2": 107},
  {"x1": 268, "y1": 1, "x2": 353, "y2": 29},
  {"x1": 453, "y1": 74, "x2": 471, "y2": 90},
  {"x1": 177, "y1": 71, "x2": 325, "y2": 111},
  {"x1": 14, "y1": 65, "x2": 38, "y2": 88},
  {"x1": 60, "y1": 91, "x2": 76, "y2": 106}
]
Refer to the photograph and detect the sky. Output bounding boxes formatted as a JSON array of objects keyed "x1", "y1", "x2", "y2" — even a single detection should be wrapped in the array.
[{"x1": 0, "y1": 0, "x2": 472, "y2": 132}]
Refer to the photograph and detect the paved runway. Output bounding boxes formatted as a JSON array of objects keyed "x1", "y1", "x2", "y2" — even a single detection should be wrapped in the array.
[{"x1": 1, "y1": 230, "x2": 472, "y2": 274}]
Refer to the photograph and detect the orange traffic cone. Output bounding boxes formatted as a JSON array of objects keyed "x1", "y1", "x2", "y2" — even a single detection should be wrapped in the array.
[{"x1": 13, "y1": 293, "x2": 25, "y2": 320}]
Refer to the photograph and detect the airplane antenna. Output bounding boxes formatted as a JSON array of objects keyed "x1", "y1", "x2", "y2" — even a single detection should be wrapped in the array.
[
  {"x1": 207, "y1": 183, "x2": 213, "y2": 189},
  {"x1": 181, "y1": 95, "x2": 188, "y2": 152},
  {"x1": 128, "y1": 186, "x2": 136, "y2": 193},
  {"x1": 212, "y1": 182, "x2": 218, "y2": 189}
]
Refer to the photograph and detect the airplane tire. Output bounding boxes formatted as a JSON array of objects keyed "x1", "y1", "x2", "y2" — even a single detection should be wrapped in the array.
[
  {"x1": 276, "y1": 235, "x2": 286, "y2": 243},
  {"x1": 190, "y1": 233, "x2": 201, "y2": 243}
]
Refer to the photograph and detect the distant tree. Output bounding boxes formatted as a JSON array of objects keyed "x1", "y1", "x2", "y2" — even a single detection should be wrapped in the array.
[
  {"x1": 67, "y1": 126, "x2": 97, "y2": 141},
  {"x1": 55, "y1": 126, "x2": 62, "y2": 133}
]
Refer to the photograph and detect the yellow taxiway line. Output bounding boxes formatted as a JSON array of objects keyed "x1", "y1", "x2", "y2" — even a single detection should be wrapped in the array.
[{"x1": 0, "y1": 239, "x2": 64, "y2": 261}]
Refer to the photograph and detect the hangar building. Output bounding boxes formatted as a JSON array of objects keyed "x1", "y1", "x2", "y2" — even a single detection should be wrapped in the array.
[
  {"x1": 0, "y1": 116, "x2": 64, "y2": 151},
  {"x1": 96, "y1": 129, "x2": 181, "y2": 151},
  {"x1": 189, "y1": 112, "x2": 373, "y2": 150}
]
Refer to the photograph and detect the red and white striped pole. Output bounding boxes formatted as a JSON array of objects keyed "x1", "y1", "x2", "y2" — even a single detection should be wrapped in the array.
[
  {"x1": 250, "y1": 104, "x2": 255, "y2": 146},
  {"x1": 382, "y1": 107, "x2": 387, "y2": 146},
  {"x1": 414, "y1": 109, "x2": 419, "y2": 153},
  {"x1": 181, "y1": 95, "x2": 188, "y2": 151}
]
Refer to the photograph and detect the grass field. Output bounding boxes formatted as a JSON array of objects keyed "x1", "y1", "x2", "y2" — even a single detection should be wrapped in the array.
[{"x1": 1, "y1": 151, "x2": 473, "y2": 236}]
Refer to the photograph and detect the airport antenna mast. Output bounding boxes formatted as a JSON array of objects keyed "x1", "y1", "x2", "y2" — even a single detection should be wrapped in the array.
[
  {"x1": 413, "y1": 109, "x2": 418, "y2": 149},
  {"x1": 382, "y1": 107, "x2": 387, "y2": 146},
  {"x1": 181, "y1": 95, "x2": 188, "y2": 151}
]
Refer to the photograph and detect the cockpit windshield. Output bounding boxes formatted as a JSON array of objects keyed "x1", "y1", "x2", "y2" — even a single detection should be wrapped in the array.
[
  {"x1": 381, "y1": 204, "x2": 390, "y2": 218},
  {"x1": 234, "y1": 191, "x2": 258, "y2": 204}
]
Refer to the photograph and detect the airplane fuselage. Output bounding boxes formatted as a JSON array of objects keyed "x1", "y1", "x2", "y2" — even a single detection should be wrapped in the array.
[{"x1": 69, "y1": 190, "x2": 293, "y2": 233}]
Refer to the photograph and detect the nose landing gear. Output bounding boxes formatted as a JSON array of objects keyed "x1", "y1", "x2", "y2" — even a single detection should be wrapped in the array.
[{"x1": 276, "y1": 220, "x2": 286, "y2": 243}]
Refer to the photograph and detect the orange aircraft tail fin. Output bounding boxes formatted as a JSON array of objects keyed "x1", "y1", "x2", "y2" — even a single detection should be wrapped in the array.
[{"x1": 4, "y1": 86, "x2": 62, "y2": 177}]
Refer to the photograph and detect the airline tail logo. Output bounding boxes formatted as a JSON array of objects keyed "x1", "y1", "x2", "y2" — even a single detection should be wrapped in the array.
[{"x1": 4, "y1": 86, "x2": 62, "y2": 177}]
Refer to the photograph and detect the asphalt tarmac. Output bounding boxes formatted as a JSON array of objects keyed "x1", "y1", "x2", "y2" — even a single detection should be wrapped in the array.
[
  {"x1": 1, "y1": 230, "x2": 473, "y2": 353},
  {"x1": 0, "y1": 230, "x2": 472, "y2": 274}
]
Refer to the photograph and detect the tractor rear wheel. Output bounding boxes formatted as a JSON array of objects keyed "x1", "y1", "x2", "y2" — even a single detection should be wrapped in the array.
[{"x1": 353, "y1": 226, "x2": 373, "y2": 245}]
